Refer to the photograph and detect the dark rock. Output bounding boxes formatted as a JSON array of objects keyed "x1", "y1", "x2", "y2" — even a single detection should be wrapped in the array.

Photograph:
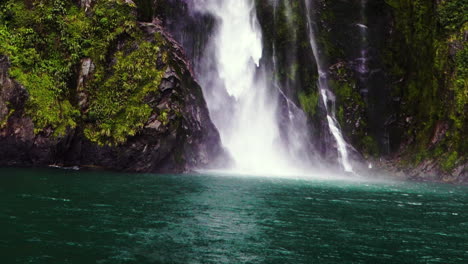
[
  {"x1": 77, "y1": 58, "x2": 94, "y2": 112},
  {"x1": 0, "y1": 55, "x2": 63, "y2": 167},
  {"x1": 0, "y1": 21, "x2": 228, "y2": 173},
  {"x1": 430, "y1": 121, "x2": 449, "y2": 146},
  {"x1": 79, "y1": 0, "x2": 93, "y2": 12}
]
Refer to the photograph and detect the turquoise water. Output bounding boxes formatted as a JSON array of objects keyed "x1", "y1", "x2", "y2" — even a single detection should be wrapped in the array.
[{"x1": 0, "y1": 168, "x2": 467, "y2": 263}]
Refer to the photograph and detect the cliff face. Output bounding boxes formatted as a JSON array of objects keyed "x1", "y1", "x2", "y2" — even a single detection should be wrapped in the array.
[
  {"x1": 0, "y1": 0, "x2": 465, "y2": 181},
  {"x1": 293, "y1": 0, "x2": 467, "y2": 182},
  {"x1": 274, "y1": 0, "x2": 467, "y2": 182},
  {"x1": 378, "y1": 0, "x2": 467, "y2": 182},
  {"x1": 0, "y1": 0, "x2": 225, "y2": 172},
  {"x1": 156, "y1": 0, "x2": 466, "y2": 182}
]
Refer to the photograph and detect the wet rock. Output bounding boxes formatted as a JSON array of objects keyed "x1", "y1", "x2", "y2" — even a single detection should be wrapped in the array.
[
  {"x1": 0, "y1": 22, "x2": 228, "y2": 173},
  {"x1": 77, "y1": 58, "x2": 94, "y2": 112},
  {"x1": 430, "y1": 121, "x2": 449, "y2": 145},
  {"x1": 0, "y1": 55, "x2": 64, "y2": 167},
  {"x1": 79, "y1": 0, "x2": 93, "y2": 12}
]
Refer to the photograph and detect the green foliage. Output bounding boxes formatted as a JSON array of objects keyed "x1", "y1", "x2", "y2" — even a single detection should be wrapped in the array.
[
  {"x1": 437, "y1": 0, "x2": 468, "y2": 31},
  {"x1": 0, "y1": 0, "x2": 162, "y2": 143},
  {"x1": 85, "y1": 0, "x2": 137, "y2": 62},
  {"x1": 441, "y1": 151, "x2": 459, "y2": 172},
  {"x1": 9, "y1": 68, "x2": 79, "y2": 135},
  {"x1": 0, "y1": 0, "x2": 84, "y2": 134},
  {"x1": 361, "y1": 135, "x2": 379, "y2": 158},
  {"x1": 85, "y1": 39, "x2": 166, "y2": 146},
  {"x1": 384, "y1": 0, "x2": 467, "y2": 170},
  {"x1": 332, "y1": 78, "x2": 371, "y2": 154},
  {"x1": 453, "y1": 44, "x2": 468, "y2": 121},
  {"x1": 158, "y1": 109, "x2": 170, "y2": 126},
  {"x1": 337, "y1": 106, "x2": 344, "y2": 129},
  {"x1": 330, "y1": 80, "x2": 352, "y2": 100},
  {"x1": 298, "y1": 91, "x2": 319, "y2": 116},
  {"x1": 286, "y1": 63, "x2": 299, "y2": 81},
  {"x1": 456, "y1": 42, "x2": 468, "y2": 76},
  {"x1": 0, "y1": 105, "x2": 14, "y2": 129}
]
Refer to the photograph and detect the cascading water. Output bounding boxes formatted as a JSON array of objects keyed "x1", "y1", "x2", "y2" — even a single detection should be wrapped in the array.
[
  {"x1": 304, "y1": 0, "x2": 354, "y2": 173},
  {"x1": 193, "y1": 0, "x2": 306, "y2": 175},
  {"x1": 357, "y1": 0, "x2": 372, "y2": 169},
  {"x1": 356, "y1": 0, "x2": 369, "y2": 81}
]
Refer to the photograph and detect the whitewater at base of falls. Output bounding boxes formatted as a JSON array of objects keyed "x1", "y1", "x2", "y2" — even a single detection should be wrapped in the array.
[{"x1": 193, "y1": 0, "x2": 309, "y2": 176}]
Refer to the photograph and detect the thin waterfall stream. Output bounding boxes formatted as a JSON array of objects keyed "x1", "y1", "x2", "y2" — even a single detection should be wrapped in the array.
[{"x1": 304, "y1": 0, "x2": 354, "y2": 173}]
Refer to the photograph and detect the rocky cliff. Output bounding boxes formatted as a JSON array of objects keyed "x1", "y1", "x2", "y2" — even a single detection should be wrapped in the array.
[
  {"x1": 259, "y1": 0, "x2": 466, "y2": 182},
  {"x1": 156, "y1": 0, "x2": 466, "y2": 182},
  {"x1": 0, "y1": 0, "x2": 225, "y2": 172},
  {"x1": 0, "y1": 0, "x2": 466, "y2": 182},
  {"x1": 376, "y1": 0, "x2": 467, "y2": 183}
]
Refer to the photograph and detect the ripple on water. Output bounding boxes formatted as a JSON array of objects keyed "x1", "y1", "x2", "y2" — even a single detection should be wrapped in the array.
[{"x1": 0, "y1": 168, "x2": 467, "y2": 263}]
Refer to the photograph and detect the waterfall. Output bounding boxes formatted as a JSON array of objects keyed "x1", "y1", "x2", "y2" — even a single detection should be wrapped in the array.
[
  {"x1": 304, "y1": 0, "x2": 354, "y2": 173},
  {"x1": 356, "y1": 0, "x2": 369, "y2": 79},
  {"x1": 193, "y1": 0, "x2": 305, "y2": 175}
]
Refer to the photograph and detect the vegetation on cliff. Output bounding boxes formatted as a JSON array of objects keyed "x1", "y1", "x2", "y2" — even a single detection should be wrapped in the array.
[
  {"x1": 0, "y1": 0, "x2": 167, "y2": 145},
  {"x1": 255, "y1": 0, "x2": 319, "y2": 116},
  {"x1": 0, "y1": 0, "x2": 465, "y2": 179},
  {"x1": 0, "y1": 0, "x2": 223, "y2": 172},
  {"x1": 84, "y1": 34, "x2": 167, "y2": 146},
  {"x1": 254, "y1": 0, "x2": 466, "y2": 179},
  {"x1": 383, "y1": 0, "x2": 467, "y2": 176}
]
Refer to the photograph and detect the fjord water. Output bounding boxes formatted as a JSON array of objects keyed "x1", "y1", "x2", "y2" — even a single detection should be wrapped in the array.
[{"x1": 1, "y1": 168, "x2": 467, "y2": 263}]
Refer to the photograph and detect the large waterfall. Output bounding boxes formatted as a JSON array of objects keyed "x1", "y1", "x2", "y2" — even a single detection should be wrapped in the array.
[
  {"x1": 193, "y1": 0, "x2": 306, "y2": 175},
  {"x1": 178, "y1": 0, "x2": 358, "y2": 175}
]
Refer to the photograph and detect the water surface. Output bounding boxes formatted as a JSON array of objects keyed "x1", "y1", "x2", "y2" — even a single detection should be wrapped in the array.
[{"x1": 0, "y1": 168, "x2": 467, "y2": 263}]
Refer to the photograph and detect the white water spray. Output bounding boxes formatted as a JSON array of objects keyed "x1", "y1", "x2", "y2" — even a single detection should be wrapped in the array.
[
  {"x1": 194, "y1": 0, "x2": 300, "y2": 175},
  {"x1": 304, "y1": 0, "x2": 353, "y2": 173},
  {"x1": 356, "y1": 0, "x2": 369, "y2": 77}
]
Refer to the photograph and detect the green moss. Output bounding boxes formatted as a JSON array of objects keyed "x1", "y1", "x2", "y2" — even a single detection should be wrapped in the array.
[
  {"x1": 361, "y1": 135, "x2": 380, "y2": 158},
  {"x1": 286, "y1": 63, "x2": 299, "y2": 81},
  {"x1": 414, "y1": 150, "x2": 428, "y2": 165},
  {"x1": 0, "y1": 0, "x2": 166, "y2": 144},
  {"x1": 384, "y1": 0, "x2": 467, "y2": 168},
  {"x1": 437, "y1": 0, "x2": 468, "y2": 31},
  {"x1": 441, "y1": 151, "x2": 459, "y2": 172},
  {"x1": 9, "y1": 68, "x2": 79, "y2": 135},
  {"x1": 337, "y1": 106, "x2": 344, "y2": 128},
  {"x1": 85, "y1": 38, "x2": 166, "y2": 146},
  {"x1": 84, "y1": 0, "x2": 137, "y2": 62},
  {"x1": 453, "y1": 43, "x2": 468, "y2": 123},
  {"x1": 327, "y1": 66, "x2": 374, "y2": 157},
  {"x1": 298, "y1": 91, "x2": 319, "y2": 116},
  {"x1": 0, "y1": 105, "x2": 14, "y2": 129},
  {"x1": 158, "y1": 109, "x2": 170, "y2": 126},
  {"x1": 330, "y1": 80, "x2": 352, "y2": 100},
  {"x1": 0, "y1": 0, "x2": 138, "y2": 135}
]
